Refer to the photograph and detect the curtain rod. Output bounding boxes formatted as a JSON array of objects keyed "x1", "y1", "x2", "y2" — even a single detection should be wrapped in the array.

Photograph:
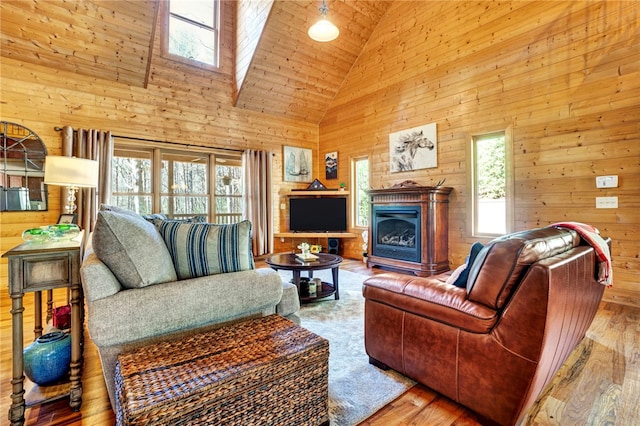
[{"x1": 54, "y1": 127, "x2": 245, "y2": 153}]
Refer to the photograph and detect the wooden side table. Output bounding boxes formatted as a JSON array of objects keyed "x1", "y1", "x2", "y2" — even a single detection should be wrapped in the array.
[
  {"x1": 265, "y1": 252, "x2": 343, "y2": 303},
  {"x1": 2, "y1": 232, "x2": 84, "y2": 426}
]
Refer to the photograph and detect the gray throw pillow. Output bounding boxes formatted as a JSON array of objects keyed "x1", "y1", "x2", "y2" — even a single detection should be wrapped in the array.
[
  {"x1": 144, "y1": 214, "x2": 208, "y2": 230},
  {"x1": 92, "y1": 210, "x2": 178, "y2": 288}
]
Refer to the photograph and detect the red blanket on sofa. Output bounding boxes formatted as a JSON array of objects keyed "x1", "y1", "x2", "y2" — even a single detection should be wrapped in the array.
[{"x1": 552, "y1": 221, "x2": 612, "y2": 287}]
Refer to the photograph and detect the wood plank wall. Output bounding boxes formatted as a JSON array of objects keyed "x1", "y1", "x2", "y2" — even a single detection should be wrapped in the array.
[
  {"x1": 319, "y1": 1, "x2": 639, "y2": 306},
  {"x1": 1, "y1": 1, "x2": 637, "y2": 307},
  {"x1": 0, "y1": 0, "x2": 157, "y2": 87},
  {"x1": 0, "y1": 1, "x2": 317, "y2": 283}
]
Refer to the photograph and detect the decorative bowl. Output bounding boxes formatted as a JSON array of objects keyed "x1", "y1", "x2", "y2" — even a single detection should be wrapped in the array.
[
  {"x1": 44, "y1": 224, "x2": 80, "y2": 241},
  {"x1": 22, "y1": 228, "x2": 50, "y2": 243}
]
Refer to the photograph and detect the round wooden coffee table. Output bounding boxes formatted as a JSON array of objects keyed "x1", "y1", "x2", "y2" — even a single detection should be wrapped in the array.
[{"x1": 266, "y1": 253, "x2": 343, "y2": 302}]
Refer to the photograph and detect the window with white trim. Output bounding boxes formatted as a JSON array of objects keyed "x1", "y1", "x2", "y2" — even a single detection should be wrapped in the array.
[
  {"x1": 164, "y1": 0, "x2": 220, "y2": 68},
  {"x1": 160, "y1": 151, "x2": 209, "y2": 219},
  {"x1": 214, "y1": 160, "x2": 243, "y2": 224},
  {"x1": 112, "y1": 147, "x2": 153, "y2": 214},
  {"x1": 112, "y1": 143, "x2": 242, "y2": 223},
  {"x1": 468, "y1": 131, "x2": 513, "y2": 236},
  {"x1": 352, "y1": 156, "x2": 370, "y2": 228}
]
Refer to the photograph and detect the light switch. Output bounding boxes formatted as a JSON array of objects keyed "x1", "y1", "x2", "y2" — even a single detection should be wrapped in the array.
[
  {"x1": 596, "y1": 175, "x2": 618, "y2": 188},
  {"x1": 595, "y1": 196, "x2": 618, "y2": 208}
]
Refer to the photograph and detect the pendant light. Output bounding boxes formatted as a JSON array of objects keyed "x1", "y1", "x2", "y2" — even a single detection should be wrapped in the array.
[{"x1": 308, "y1": 0, "x2": 339, "y2": 42}]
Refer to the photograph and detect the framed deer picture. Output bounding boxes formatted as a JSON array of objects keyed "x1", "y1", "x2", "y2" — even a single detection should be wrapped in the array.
[{"x1": 389, "y1": 122, "x2": 437, "y2": 172}]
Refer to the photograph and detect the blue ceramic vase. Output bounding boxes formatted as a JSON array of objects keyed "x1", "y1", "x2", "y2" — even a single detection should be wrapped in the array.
[{"x1": 23, "y1": 331, "x2": 71, "y2": 385}]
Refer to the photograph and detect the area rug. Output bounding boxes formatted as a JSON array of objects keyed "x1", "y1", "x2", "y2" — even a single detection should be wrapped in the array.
[{"x1": 277, "y1": 269, "x2": 416, "y2": 426}]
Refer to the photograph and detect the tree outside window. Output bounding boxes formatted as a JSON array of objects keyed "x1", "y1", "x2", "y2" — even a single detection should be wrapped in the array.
[
  {"x1": 160, "y1": 152, "x2": 209, "y2": 219},
  {"x1": 352, "y1": 157, "x2": 370, "y2": 228},
  {"x1": 111, "y1": 143, "x2": 243, "y2": 222},
  {"x1": 166, "y1": 0, "x2": 219, "y2": 68},
  {"x1": 214, "y1": 162, "x2": 242, "y2": 224},
  {"x1": 471, "y1": 132, "x2": 509, "y2": 236},
  {"x1": 112, "y1": 148, "x2": 153, "y2": 214}
]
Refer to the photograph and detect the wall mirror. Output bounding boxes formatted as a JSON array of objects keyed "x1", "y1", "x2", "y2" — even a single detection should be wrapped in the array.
[{"x1": 0, "y1": 121, "x2": 48, "y2": 211}]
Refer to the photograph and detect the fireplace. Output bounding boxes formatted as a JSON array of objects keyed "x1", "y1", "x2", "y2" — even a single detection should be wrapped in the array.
[
  {"x1": 367, "y1": 185, "x2": 452, "y2": 276},
  {"x1": 372, "y1": 206, "x2": 421, "y2": 263}
]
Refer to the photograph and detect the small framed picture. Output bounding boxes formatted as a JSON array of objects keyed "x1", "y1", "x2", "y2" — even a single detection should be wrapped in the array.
[
  {"x1": 57, "y1": 213, "x2": 78, "y2": 224},
  {"x1": 283, "y1": 145, "x2": 313, "y2": 183},
  {"x1": 325, "y1": 151, "x2": 337, "y2": 180}
]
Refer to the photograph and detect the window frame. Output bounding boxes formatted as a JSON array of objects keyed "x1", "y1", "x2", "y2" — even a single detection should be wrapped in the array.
[
  {"x1": 213, "y1": 158, "x2": 243, "y2": 225},
  {"x1": 466, "y1": 127, "x2": 514, "y2": 238},
  {"x1": 161, "y1": 0, "x2": 221, "y2": 70},
  {"x1": 160, "y1": 150, "x2": 211, "y2": 220},
  {"x1": 351, "y1": 155, "x2": 370, "y2": 229},
  {"x1": 112, "y1": 140, "x2": 242, "y2": 223},
  {"x1": 111, "y1": 146, "x2": 155, "y2": 215}
]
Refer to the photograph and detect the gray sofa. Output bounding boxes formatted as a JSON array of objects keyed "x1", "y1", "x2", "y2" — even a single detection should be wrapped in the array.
[{"x1": 80, "y1": 207, "x2": 299, "y2": 410}]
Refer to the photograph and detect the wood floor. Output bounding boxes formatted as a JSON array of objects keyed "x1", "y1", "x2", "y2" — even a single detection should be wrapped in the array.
[{"x1": 1, "y1": 259, "x2": 638, "y2": 425}]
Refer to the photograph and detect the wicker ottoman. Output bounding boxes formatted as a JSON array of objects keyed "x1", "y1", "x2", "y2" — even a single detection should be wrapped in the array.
[{"x1": 114, "y1": 315, "x2": 329, "y2": 426}]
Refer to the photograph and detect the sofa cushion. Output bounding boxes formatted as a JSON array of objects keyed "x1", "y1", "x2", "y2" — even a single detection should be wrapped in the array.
[
  {"x1": 92, "y1": 209, "x2": 178, "y2": 289},
  {"x1": 159, "y1": 220, "x2": 255, "y2": 280},
  {"x1": 466, "y1": 226, "x2": 579, "y2": 309},
  {"x1": 363, "y1": 273, "x2": 499, "y2": 333},
  {"x1": 87, "y1": 268, "x2": 284, "y2": 348}
]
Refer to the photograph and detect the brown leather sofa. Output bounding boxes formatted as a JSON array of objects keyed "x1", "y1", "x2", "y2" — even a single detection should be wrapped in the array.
[{"x1": 362, "y1": 226, "x2": 607, "y2": 426}]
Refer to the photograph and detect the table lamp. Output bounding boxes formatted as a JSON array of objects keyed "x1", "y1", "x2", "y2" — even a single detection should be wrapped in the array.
[{"x1": 44, "y1": 155, "x2": 99, "y2": 214}]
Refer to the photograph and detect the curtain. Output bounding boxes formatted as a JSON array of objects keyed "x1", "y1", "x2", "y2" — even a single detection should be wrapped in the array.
[
  {"x1": 61, "y1": 126, "x2": 114, "y2": 234},
  {"x1": 242, "y1": 150, "x2": 273, "y2": 256}
]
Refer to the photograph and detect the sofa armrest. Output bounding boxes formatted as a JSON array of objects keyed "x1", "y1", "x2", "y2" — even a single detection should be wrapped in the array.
[
  {"x1": 80, "y1": 250, "x2": 122, "y2": 302},
  {"x1": 85, "y1": 268, "x2": 283, "y2": 347},
  {"x1": 363, "y1": 273, "x2": 498, "y2": 333}
]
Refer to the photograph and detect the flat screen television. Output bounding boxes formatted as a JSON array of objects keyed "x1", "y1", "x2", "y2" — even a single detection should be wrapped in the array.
[{"x1": 289, "y1": 197, "x2": 347, "y2": 232}]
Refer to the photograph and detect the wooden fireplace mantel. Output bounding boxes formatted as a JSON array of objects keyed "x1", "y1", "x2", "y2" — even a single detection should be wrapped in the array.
[{"x1": 367, "y1": 186, "x2": 452, "y2": 277}]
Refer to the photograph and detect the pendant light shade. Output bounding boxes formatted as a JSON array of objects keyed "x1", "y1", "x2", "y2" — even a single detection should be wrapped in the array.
[{"x1": 308, "y1": 0, "x2": 339, "y2": 42}]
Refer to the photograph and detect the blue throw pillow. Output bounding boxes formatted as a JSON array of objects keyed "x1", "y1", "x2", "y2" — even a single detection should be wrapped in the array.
[
  {"x1": 452, "y1": 242, "x2": 484, "y2": 288},
  {"x1": 158, "y1": 220, "x2": 255, "y2": 279}
]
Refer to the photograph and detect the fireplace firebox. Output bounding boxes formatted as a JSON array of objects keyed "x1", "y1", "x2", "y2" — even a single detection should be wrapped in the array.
[
  {"x1": 367, "y1": 185, "x2": 452, "y2": 276},
  {"x1": 372, "y1": 206, "x2": 421, "y2": 263}
]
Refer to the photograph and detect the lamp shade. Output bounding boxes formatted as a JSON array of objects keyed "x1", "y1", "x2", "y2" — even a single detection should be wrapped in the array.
[
  {"x1": 308, "y1": 18, "x2": 339, "y2": 42},
  {"x1": 44, "y1": 156, "x2": 99, "y2": 188}
]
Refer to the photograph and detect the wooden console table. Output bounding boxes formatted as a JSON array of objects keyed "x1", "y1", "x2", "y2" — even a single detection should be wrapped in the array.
[
  {"x1": 2, "y1": 233, "x2": 84, "y2": 425},
  {"x1": 367, "y1": 186, "x2": 452, "y2": 276}
]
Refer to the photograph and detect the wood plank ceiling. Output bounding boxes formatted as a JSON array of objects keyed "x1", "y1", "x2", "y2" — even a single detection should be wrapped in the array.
[
  {"x1": 235, "y1": 0, "x2": 393, "y2": 123},
  {"x1": 0, "y1": 0, "x2": 159, "y2": 88},
  {"x1": 0, "y1": 0, "x2": 391, "y2": 124}
]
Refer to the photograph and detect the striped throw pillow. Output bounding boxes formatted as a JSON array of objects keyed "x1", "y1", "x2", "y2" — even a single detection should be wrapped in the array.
[{"x1": 158, "y1": 220, "x2": 255, "y2": 280}]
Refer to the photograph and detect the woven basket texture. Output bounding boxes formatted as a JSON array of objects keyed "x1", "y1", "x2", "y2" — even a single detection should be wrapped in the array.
[{"x1": 115, "y1": 314, "x2": 329, "y2": 425}]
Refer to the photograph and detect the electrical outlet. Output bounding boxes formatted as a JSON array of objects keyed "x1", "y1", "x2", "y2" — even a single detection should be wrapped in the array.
[{"x1": 595, "y1": 196, "x2": 618, "y2": 208}]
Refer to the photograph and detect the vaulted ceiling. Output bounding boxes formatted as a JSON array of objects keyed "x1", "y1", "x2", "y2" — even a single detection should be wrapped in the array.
[
  {"x1": 0, "y1": 0, "x2": 392, "y2": 124},
  {"x1": 234, "y1": 1, "x2": 393, "y2": 122}
]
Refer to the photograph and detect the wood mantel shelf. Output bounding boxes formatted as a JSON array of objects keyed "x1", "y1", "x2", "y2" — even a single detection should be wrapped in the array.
[
  {"x1": 282, "y1": 190, "x2": 349, "y2": 196},
  {"x1": 274, "y1": 232, "x2": 356, "y2": 238}
]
